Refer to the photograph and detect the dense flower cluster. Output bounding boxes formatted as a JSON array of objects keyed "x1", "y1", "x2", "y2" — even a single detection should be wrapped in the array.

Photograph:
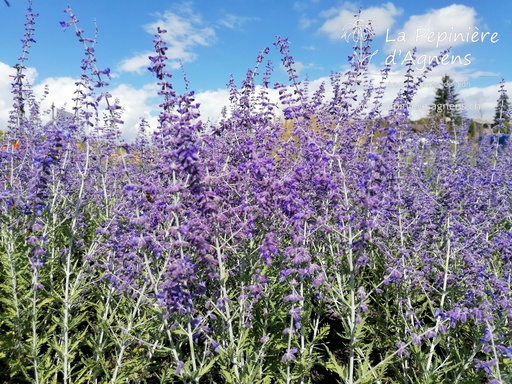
[{"x1": 0, "y1": 3, "x2": 511, "y2": 384}]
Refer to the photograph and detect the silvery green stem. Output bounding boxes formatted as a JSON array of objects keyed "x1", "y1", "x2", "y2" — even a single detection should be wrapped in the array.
[
  {"x1": 341, "y1": 164, "x2": 357, "y2": 384},
  {"x1": 214, "y1": 235, "x2": 240, "y2": 381},
  {"x1": 140, "y1": 244, "x2": 182, "y2": 371},
  {"x1": 186, "y1": 319, "x2": 198, "y2": 381},
  {"x1": 426, "y1": 215, "x2": 451, "y2": 374},
  {"x1": 487, "y1": 321, "x2": 503, "y2": 383},
  {"x1": 354, "y1": 326, "x2": 443, "y2": 384},
  {"x1": 88, "y1": 283, "x2": 114, "y2": 384},
  {"x1": 453, "y1": 343, "x2": 480, "y2": 384},
  {"x1": 3, "y1": 233, "x2": 22, "y2": 360},
  {"x1": 61, "y1": 140, "x2": 90, "y2": 383},
  {"x1": 285, "y1": 309, "x2": 294, "y2": 384},
  {"x1": 110, "y1": 281, "x2": 149, "y2": 384},
  {"x1": 299, "y1": 279, "x2": 305, "y2": 384},
  {"x1": 31, "y1": 272, "x2": 40, "y2": 384}
]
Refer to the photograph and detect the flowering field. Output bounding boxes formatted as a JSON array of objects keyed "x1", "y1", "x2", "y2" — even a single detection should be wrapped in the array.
[{"x1": 1, "y1": 4, "x2": 511, "y2": 384}]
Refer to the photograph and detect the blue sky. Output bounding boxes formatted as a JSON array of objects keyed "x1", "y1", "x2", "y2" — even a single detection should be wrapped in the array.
[{"x1": 1, "y1": 0, "x2": 511, "y2": 140}]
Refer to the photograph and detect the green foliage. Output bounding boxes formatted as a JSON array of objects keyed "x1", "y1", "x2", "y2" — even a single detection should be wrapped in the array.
[
  {"x1": 430, "y1": 75, "x2": 463, "y2": 129},
  {"x1": 494, "y1": 81, "x2": 510, "y2": 133}
]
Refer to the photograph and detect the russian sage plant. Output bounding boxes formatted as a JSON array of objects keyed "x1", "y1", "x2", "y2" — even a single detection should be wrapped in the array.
[{"x1": 0, "y1": 3, "x2": 511, "y2": 384}]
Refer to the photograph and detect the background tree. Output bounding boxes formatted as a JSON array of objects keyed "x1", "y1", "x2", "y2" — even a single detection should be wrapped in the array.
[
  {"x1": 494, "y1": 79, "x2": 510, "y2": 133},
  {"x1": 430, "y1": 75, "x2": 462, "y2": 126}
]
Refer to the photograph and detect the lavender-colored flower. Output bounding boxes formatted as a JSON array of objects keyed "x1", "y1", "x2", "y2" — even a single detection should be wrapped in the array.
[
  {"x1": 283, "y1": 292, "x2": 304, "y2": 303},
  {"x1": 474, "y1": 358, "x2": 497, "y2": 376},
  {"x1": 175, "y1": 360, "x2": 185, "y2": 375},
  {"x1": 395, "y1": 342, "x2": 409, "y2": 357},
  {"x1": 480, "y1": 327, "x2": 494, "y2": 344},
  {"x1": 281, "y1": 347, "x2": 298, "y2": 362}
]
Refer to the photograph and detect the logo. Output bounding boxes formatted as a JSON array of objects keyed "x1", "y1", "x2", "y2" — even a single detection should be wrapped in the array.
[{"x1": 341, "y1": 18, "x2": 378, "y2": 67}]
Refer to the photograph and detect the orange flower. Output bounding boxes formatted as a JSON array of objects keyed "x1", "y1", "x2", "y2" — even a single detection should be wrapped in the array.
[{"x1": 0, "y1": 141, "x2": 20, "y2": 151}]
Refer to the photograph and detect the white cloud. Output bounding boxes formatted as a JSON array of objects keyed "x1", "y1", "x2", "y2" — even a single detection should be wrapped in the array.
[
  {"x1": 384, "y1": 4, "x2": 480, "y2": 54},
  {"x1": 294, "y1": 61, "x2": 306, "y2": 74},
  {"x1": 0, "y1": 60, "x2": 504, "y2": 143},
  {"x1": 278, "y1": 60, "x2": 315, "y2": 76},
  {"x1": 119, "y1": 6, "x2": 216, "y2": 74},
  {"x1": 458, "y1": 82, "x2": 508, "y2": 120},
  {"x1": 26, "y1": 76, "x2": 160, "y2": 142},
  {"x1": 118, "y1": 52, "x2": 153, "y2": 74},
  {"x1": 29, "y1": 80, "x2": 232, "y2": 142},
  {"x1": 219, "y1": 14, "x2": 256, "y2": 30},
  {"x1": 0, "y1": 61, "x2": 226, "y2": 142},
  {"x1": 373, "y1": 68, "x2": 504, "y2": 120},
  {"x1": 106, "y1": 83, "x2": 160, "y2": 141},
  {"x1": 378, "y1": 4, "x2": 502, "y2": 105},
  {"x1": 194, "y1": 88, "x2": 230, "y2": 123},
  {"x1": 0, "y1": 62, "x2": 38, "y2": 130},
  {"x1": 0, "y1": 62, "x2": 15, "y2": 127},
  {"x1": 296, "y1": 63, "x2": 502, "y2": 122},
  {"x1": 33, "y1": 76, "x2": 77, "y2": 116},
  {"x1": 192, "y1": 65, "x2": 503, "y2": 125},
  {"x1": 319, "y1": 2, "x2": 403, "y2": 40}
]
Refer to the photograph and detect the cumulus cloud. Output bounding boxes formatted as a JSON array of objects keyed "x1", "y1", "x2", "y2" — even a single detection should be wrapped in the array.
[
  {"x1": 0, "y1": 62, "x2": 38, "y2": 130},
  {"x1": 0, "y1": 63, "x2": 502, "y2": 143},
  {"x1": 292, "y1": 62, "x2": 500, "y2": 121},
  {"x1": 278, "y1": 60, "x2": 318, "y2": 77},
  {"x1": 319, "y1": 2, "x2": 403, "y2": 39},
  {"x1": 373, "y1": 68, "x2": 503, "y2": 120},
  {"x1": 0, "y1": 62, "x2": 15, "y2": 127},
  {"x1": 119, "y1": 5, "x2": 216, "y2": 74},
  {"x1": 194, "y1": 88, "x2": 230, "y2": 124},
  {"x1": 28, "y1": 79, "x2": 229, "y2": 142},
  {"x1": 118, "y1": 53, "x2": 153, "y2": 74},
  {"x1": 279, "y1": 60, "x2": 302, "y2": 75},
  {"x1": 378, "y1": 4, "x2": 502, "y2": 105},
  {"x1": 188, "y1": 64, "x2": 502, "y2": 125},
  {"x1": 0, "y1": 59, "x2": 228, "y2": 142},
  {"x1": 16, "y1": 75, "x2": 159, "y2": 142},
  {"x1": 458, "y1": 82, "x2": 508, "y2": 120},
  {"x1": 384, "y1": 4, "x2": 480, "y2": 54},
  {"x1": 106, "y1": 83, "x2": 161, "y2": 141}
]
